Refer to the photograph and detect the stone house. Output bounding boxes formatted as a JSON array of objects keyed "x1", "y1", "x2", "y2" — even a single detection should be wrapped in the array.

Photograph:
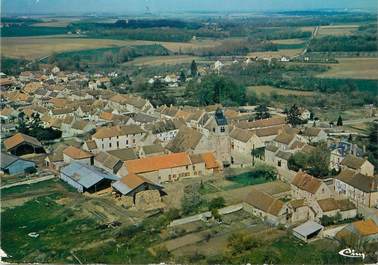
[
  {"x1": 311, "y1": 198, "x2": 357, "y2": 221},
  {"x1": 63, "y1": 146, "x2": 94, "y2": 166},
  {"x1": 144, "y1": 119, "x2": 179, "y2": 144},
  {"x1": 92, "y1": 125, "x2": 146, "y2": 151},
  {"x1": 287, "y1": 199, "x2": 315, "y2": 224},
  {"x1": 94, "y1": 151, "x2": 123, "y2": 174},
  {"x1": 300, "y1": 127, "x2": 327, "y2": 144},
  {"x1": 334, "y1": 169, "x2": 378, "y2": 208},
  {"x1": 117, "y1": 152, "x2": 212, "y2": 183},
  {"x1": 243, "y1": 188, "x2": 289, "y2": 225},
  {"x1": 291, "y1": 171, "x2": 332, "y2": 201},
  {"x1": 229, "y1": 127, "x2": 265, "y2": 166},
  {"x1": 340, "y1": 154, "x2": 374, "y2": 176}
]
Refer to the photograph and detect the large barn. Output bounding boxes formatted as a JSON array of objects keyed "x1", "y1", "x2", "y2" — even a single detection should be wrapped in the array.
[
  {"x1": 60, "y1": 162, "x2": 120, "y2": 193},
  {"x1": 3, "y1": 133, "x2": 45, "y2": 156}
]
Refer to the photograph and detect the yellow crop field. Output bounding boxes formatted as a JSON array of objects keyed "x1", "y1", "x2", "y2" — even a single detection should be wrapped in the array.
[
  {"x1": 317, "y1": 58, "x2": 378, "y2": 80},
  {"x1": 317, "y1": 24, "x2": 359, "y2": 36}
]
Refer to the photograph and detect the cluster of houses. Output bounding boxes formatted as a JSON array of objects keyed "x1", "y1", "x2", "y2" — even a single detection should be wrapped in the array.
[{"x1": 1, "y1": 65, "x2": 377, "y2": 242}]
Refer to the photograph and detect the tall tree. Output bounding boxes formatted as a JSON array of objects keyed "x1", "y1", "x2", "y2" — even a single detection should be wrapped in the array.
[
  {"x1": 287, "y1": 104, "x2": 302, "y2": 127},
  {"x1": 366, "y1": 122, "x2": 378, "y2": 172},
  {"x1": 17, "y1": 111, "x2": 28, "y2": 134},
  {"x1": 179, "y1": 70, "x2": 186, "y2": 83},
  {"x1": 308, "y1": 142, "x2": 330, "y2": 178},
  {"x1": 337, "y1": 115, "x2": 343, "y2": 126},
  {"x1": 30, "y1": 112, "x2": 42, "y2": 130},
  {"x1": 190, "y1": 59, "x2": 198, "y2": 77},
  {"x1": 255, "y1": 104, "x2": 271, "y2": 120}
]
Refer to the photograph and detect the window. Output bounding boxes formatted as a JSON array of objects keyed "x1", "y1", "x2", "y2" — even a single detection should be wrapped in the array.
[
  {"x1": 220, "y1": 126, "x2": 225, "y2": 133},
  {"x1": 109, "y1": 143, "x2": 112, "y2": 148},
  {"x1": 117, "y1": 141, "x2": 119, "y2": 148},
  {"x1": 186, "y1": 165, "x2": 189, "y2": 170},
  {"x1": 278, "y1": 160, "x2": 281, "y2": 167},
  {"x1": 126, "y1": 140, "x2": 128, "y2": 144},
  {"x1": 133, "y1": 139, "x2": 135, "y2": 143},
  {"x1": 193, "y1": 165, "x2": 196, "y2": 170},
  {"x1": 213, "y1": 128, "x2": 215, "y2": 132},
  {"x1": 102, "y1": 144, "x2": 104, "y2": 149}
]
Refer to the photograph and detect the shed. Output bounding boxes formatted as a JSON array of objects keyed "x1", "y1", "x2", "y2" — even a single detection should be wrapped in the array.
[
  {"x1": 3, "y1": 133, "x2": 44, "y2": 156},
  {"x1": 293, "y1": 221, "x2": 324, "y2": 242},
  {"x1": 60, "y1": 162, "x2": 120, "y2": 193},
  {"x1": 112, "y1": 173, "x2": 164, "y2": 202},
  {"x1": 0, "y1": 152, "x2": 36, "y2": 175}
]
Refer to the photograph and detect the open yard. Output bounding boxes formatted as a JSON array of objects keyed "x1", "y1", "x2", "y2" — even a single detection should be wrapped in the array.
[
  {"x1": 248, "y1": 85, "x2": 316, "y2": 97},
  {"x1": 317, "y1": 24, "x2": 359, "y2": 36},
  {"x1": 1, "y1": 36, "x2": 222, "y2": 60},
  {"x1": 317, "y1": 57, "x2": 378, "y2": 80}
]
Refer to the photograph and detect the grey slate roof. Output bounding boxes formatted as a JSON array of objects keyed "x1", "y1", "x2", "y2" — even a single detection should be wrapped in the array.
[
  {"x1": 276, "y1": 151, "x2": 292, "y2": 160},
  {"x1": 215, "y1": 108, "x2": 228, "y2": 126},
  {"x1": 61, "y1": 162, "x2": 120, "y2": 189},
  {"x1": 1, "y1": 152, "x2": 18, "y2": 168}
]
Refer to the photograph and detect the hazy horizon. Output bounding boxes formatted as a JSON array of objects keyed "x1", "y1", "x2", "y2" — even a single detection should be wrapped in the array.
[{"x1": 1, "y1": 0, "x2": 377, "y2": 16}]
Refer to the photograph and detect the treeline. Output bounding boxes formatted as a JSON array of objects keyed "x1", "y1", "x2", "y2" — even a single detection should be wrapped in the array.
[
  {"x1": 308, "y1": 24, "x2": 377, "y2": 52},
  {"x1": 229, "y1": 27, "x2": 312, "y2": 40},
  {"x1": 87, "y1": 28, "x2": 195, "y2": 42},
  {"x1": 1, "y1": 57, "x2": 28, "y2": 75},
  {"x1": 217, "y1": 12, "x2": 376, "y2": 29},
  {"x1": 71, "y1": 19, "x2": 201, "y2": 30},
  {"x1": 1, "y1": 26, "x2": 67, "y2": 37}
]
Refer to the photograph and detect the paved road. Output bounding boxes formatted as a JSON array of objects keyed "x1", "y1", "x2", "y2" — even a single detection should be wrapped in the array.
[{"x1": 1, "y1": 175, "x2": 55, "y2": 190}]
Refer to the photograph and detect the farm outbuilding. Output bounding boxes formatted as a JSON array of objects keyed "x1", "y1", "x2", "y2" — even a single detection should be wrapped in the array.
[
  {"x1": 0, "y1": 152, "x2": 36, "y2": 175},
  {"x1": 60, "y1": 162, "x2": 120, "y2": 193},
  {"x1": 293, "y1": 221, "x2": 324, "y2": 242},
  {"x1": 3, "y1": 133, "x2": 45, "y2": 156},
  {"x1": 112, "y1": 173, "x2": 165, "y2": 202}
]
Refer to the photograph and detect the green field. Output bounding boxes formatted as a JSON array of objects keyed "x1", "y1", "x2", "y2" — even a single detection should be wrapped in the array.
[
  {"x1": 224, "y1": 171, "x2": 274, "y2": 190},
  {"x1": 1, "y1": 180, "x2": 161, "y2": 263}
]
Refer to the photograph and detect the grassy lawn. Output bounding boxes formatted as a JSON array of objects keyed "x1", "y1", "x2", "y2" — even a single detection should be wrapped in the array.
[
  {"x1": 1, "y1": 192, "x2": 98, "y2": 263},
  {"x1": 0, "y1": 179, "x2": 169, "y2": 264},
  {"x1": 1, "y1": 179, "x2": 61, "y2": 197},
  {"x1": 224, "y1": 171, "x2": 272, "y2": 190},
  {"x1": 198, "y1": 182, "x2": 219, "y2": 195},
  {"x1": 245, "y1": 236, "x2": 355, "y2": 264}
]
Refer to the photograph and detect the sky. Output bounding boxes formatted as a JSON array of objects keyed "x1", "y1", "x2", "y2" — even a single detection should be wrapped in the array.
[{"x1": 1, "y1": 0, "x2": 377, "y2": 15}]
